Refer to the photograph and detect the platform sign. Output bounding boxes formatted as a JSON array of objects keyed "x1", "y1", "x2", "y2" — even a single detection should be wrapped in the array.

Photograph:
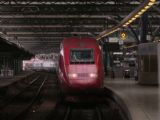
[
  {"x1": 108, "y1": 37, "x2": 118, "y2": 43},
  {"x1": 118, "y1": 39, "x2": 124, "y2": 45}
]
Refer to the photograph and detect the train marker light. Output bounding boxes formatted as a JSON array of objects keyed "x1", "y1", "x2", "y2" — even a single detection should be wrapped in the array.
[
  {"x1": 68, "y1": 73, "x2": 78, "y2": 79},
  {"x1": 89, "y1": 73, "x2": 97, "y2": 78}
]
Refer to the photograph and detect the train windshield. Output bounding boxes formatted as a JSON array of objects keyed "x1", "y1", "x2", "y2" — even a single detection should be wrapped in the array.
[{"x1": 70, "y1": 49, "x2": 94, "y2": 64}]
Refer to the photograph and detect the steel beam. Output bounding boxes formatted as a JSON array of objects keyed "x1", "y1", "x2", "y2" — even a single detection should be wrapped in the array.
[
  {"x1": 0, "y1": 15, "x2": 113, "y2": 19},
  {"x1": 0, "y1": 25, "x2": 104, "y2": 28},
  {"x1": 0, "y1": 1, "x2": 136, "y2": 5},
  {"x1": 6, "y1": 32, "x2": 100, "y2": 35}
]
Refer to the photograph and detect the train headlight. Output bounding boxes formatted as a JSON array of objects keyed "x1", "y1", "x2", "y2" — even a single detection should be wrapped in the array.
[
  {"x1": 68, "y1": 73, "x2": 78, "y2": 79},
  {"x1": 89, "y1": 73, "x2": 97, "y2": 78}
]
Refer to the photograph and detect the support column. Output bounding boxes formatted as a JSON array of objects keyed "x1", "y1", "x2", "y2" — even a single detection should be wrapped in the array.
[
  {"x1": 17, "y1": 59, "x2": 22, "y2": 73},
  {"x1": 16, "y1": 59, "x2": 18, "y2": 74},
  {"x1": 14, "y1": 59, "x2": 17, "y2": 75},
  {"x1": 10, "y1": 57, "x2": 14, "y2": 76},
  {"x1": 102, "y1": 43, "x2": 107, "y2": 75},
  {"x1": 20, "y1": 60, "x2": 23, "y2": 72},
  {"x1": 0, "y1": 56, "x2": 2, "y2": 75},
  {"x1": 140, "y1": 13, "x2": 148, "y2": 43},
  {"x1": 102, "y1": 39, "x2": 111, "y2": 76},
  {"x1": 17, "y1": 59, "x2": 20, "y2": 73}
]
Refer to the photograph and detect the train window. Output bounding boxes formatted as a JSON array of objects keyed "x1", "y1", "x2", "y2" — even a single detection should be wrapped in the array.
[{"x1": 70, "y1": 49, "x2": 94, "y2": 64}]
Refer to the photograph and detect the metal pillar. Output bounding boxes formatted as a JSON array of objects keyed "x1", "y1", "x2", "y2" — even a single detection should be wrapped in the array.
[
  {"x1": 140, "y1": 13, "x2": 148, "y2": 43},
  {"x1": 14, "y1": 59, "x2": 17, "y2": 74},
  {"x1": 17, "y1": 59, "x2": 19, "y2": 73},
  {"x1": 0, "y1": 56, "x2": 2, "y2": 75},
  {"x1": 102, "y1": 43, "x2": 107, "y2": 75},
  {"x1": 101, "y1": 38, "x2": 111, "y2": 75},
  {"x1": 17, "y1": 59, "x2": 22, "y2": 72}
]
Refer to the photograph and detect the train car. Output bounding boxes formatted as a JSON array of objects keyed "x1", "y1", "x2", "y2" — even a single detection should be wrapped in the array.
[
  {"x1": 57, "y1": 37, "x2": 104, "y2": 95},
  {"x1": 43, "y1": 60, "x2": 56, "y2": 72}
]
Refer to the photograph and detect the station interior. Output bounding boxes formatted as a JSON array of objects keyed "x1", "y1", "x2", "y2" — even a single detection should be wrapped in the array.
[{"x1": 0, "y1": 0, "x2": 160, "y2": 120}]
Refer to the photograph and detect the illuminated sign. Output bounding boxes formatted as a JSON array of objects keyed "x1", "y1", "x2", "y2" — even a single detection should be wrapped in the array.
[{"x1": 120, "y1": 32, "x2": 127, "y2": 40}]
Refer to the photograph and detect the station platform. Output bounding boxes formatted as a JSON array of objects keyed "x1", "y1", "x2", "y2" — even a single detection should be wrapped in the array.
[
  {"x1": 104, "y1": 78, "x2": 160, "y2": 120},
  {"x1": 0, "y1": 71, "x2": 34, "y2": 88}
]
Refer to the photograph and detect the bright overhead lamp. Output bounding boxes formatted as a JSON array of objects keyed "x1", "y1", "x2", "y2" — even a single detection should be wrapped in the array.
[
  {"x1": 96, "y1": 0, "x2": 157, "y2": 41},
  {"x1": 144, "y1": 5, "x2": 150, "y2": 9},
  {"x1": 134, "y1": 14, "x2": 139, "y2": 18},
  {"x1": 131, "y1": 17, "x2": 136, "y2": 21},
  {"x1": 137, "y1": 11, "x2": 143, "y2": 16},
  {"x1": 148, "y1": 2, "x2": 155, "y2": 6},
  {"x1": 129, "y1": 20, "x2": 132, "y2": 23},
  {"x1": 126, "y1": 22, "x2": 130, "y2": 25},
  {"x1": 141, "y1": 9, "x2": 146, "y2": 12}
]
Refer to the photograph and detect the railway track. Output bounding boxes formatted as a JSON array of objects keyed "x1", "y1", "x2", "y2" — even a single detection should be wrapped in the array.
[
  {"x1": 0, "y1": 74, "x2": 40, "y2": 109},
  {"x1": 13, "y1": 75, "x2": 47, "y2": 120},
  {"x1": 49, "y1": 92, "x2": 129, "y2": 120},
  {"x1": 0, "y1": 72, "x2": 130, "y2": 120},
  {"x1": 0, "y1": 72, "x2": 60, "y2": 120}
]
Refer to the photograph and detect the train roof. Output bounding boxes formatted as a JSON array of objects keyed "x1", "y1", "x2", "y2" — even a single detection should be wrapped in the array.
[
  {"x1": 63, "y1": 37, "x2": 96, "y2": 41},
  {"x1": 62, "y1": 37, "x2": 98, "y2": 47}
]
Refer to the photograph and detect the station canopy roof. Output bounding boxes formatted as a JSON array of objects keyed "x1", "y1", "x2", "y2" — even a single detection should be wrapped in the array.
[
  {"x1": 0, "y1": 0, "x2": 159, "y2": 54},
  {"x1": 0, "y1": 37, "x2": 34, "y2": 59}
]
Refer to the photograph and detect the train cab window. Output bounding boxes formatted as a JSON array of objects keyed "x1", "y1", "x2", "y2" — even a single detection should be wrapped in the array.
[{"x1": 70, "y1": 49, "x2": 94, "y2": 64}]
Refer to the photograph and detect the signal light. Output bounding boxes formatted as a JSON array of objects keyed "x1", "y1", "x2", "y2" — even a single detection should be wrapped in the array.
[{"x1": 121, "y1": 32, "x2": 127, "y2": 40}]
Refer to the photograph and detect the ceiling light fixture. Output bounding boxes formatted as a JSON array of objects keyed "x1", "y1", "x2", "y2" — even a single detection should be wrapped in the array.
[{"x1": 96, "y1": 0, "x2": 157, "y2": 40}]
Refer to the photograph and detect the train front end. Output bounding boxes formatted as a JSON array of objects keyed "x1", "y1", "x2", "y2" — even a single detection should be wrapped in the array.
[
  {"x1": 60, "y1": 38, "x2": 104, "y2": 94},
  {"x1": 68, "y1": 49, "x2": 101, "y2": 91}
]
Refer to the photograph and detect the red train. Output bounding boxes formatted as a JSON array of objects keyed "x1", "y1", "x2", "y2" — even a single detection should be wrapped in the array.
[{"x1": 57, "y1": 37, "x2": 104, "y2": 95}]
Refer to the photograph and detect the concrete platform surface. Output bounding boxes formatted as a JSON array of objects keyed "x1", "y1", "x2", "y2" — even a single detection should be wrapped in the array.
[
  {"x1": 0, "y1": 71, "x2": 34, "y2": 88},
  {"x1": 104, "y1": 78, "x2": 160, "y2": 120}
]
